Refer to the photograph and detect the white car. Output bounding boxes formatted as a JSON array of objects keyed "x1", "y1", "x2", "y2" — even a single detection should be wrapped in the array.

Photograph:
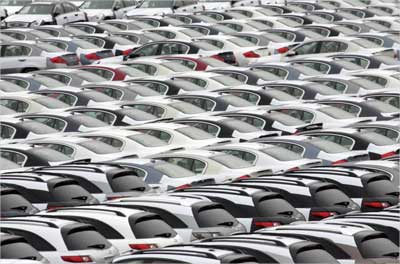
[
  {"x1": 39, "y1": 205, "x2": 184, "y2": 252},
  {"x1": 2, "y1": 1, "x2": 87, "y2": 28},
  {"x1": 79, "y1": 0, "x2": 139, "y2": 21},
  {"x1": 0, "y1": 94, "x2": 70, "y2": 114},
  {"x1": 0, "y1": 216, "x2": 119, "y2": 264},
  {"x1": 206, "y1": 142, "x2": 322, "y2": 172}
]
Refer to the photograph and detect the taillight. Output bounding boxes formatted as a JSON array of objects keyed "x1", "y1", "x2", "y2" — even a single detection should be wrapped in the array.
[
  {"x1": 107, "y1": 196, "x2": 125, "y2": 200},
  {"x1": 129, "y1": 244, "x2": 157, "y2": 250},
  {"x1": 122, "y1": 49, "x2": 133, "y2": 56},
  {"x1": 85, "y1": 53, "x2": 102, "y2": 60},
  {"x1": 243, "y1": 51, "x2": 260, "y2": 58},
  {"x1": 311, "y1": 211, "x2": 337, "y2": 219},
  {"x1": 254, "y1": 221, "x2": 281, "y2": 227},
  {"x1": 237, "y1": 175, "x2": 251, "y2": 180},
  {"x1": 287, "y1": 167, "x2": 300, "y2": 172},
  {"x1": 50, "y1": 56, "x2": 67, "y2": 64},
  {"x1": 47, "y1": 205, "x2": 64, "y2": 210},
  {"x1": 332, "y1": 159, "x2": 348, "y2": 165},
  {"x1": 362, "y1": 201, "x2": 390, "y2": 209},
  {"x1": 210, "y1": 54, "x2": 224, "y2": 61},
  {"x1": 175, "y1": 184, "x2": 191, "y2": 190},
  {"x1": 277, "y1": 47, "x2": 289, "y2": 54},
  {"x1": 381, "y1": 151, "x2": 396, "y2": 159},
  {"x1": 61, "y1": 255, "x2": 92, "y2": 263}
]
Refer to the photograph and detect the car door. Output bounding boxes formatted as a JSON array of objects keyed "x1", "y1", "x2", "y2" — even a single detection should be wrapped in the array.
[
  {"x1": 62, "y1": 2, "x2": 86, "y2": 23},
  {"x1": 0, "y1": 44, "x2": 36, "y2": 74},
  {"x1": 53, "y1": 3, "x2": 68, "y2": 25}
]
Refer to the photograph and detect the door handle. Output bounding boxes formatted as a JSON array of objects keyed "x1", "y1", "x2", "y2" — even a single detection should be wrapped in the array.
[
  {"x1": 74, "y1": 13, "x2": 78, "y2": 16},
  {"x1": 63, "y1": 16, "x2": 67, "y2": 19},
  {"x1": 18, "y1": 59, "x2": 26, "y2": 62}
]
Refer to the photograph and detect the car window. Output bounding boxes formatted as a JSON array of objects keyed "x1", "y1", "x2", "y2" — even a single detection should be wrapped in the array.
[
  {"x1": 278, "y1": 109, "x2": 314, "y2": 123},
  {"x1": 294, "y1": 41, "x2": 320, "y2": 55},
  {"x1": 127, "y1": 134, "x2": 167, "y2": 147},
  {"x1": 307, "y1": 139, "x2": 349, "y2": 154},
  {"x1": 161, "y1": 157, "x2": 206, "y2": 174},
  {"x1": 39, "y1": 73, "x2": 71, "y2": 85},
  {"x1": 79, "y1": 110, "x2": 116, "y2": 124},
  {"x1": 92, "y1": 87, "x2": 123, "y2": 100},
  {"x1": 1, "y1": 229, "x2": 56, "y2": 251},
  {"x1": 110, "y1": 173, "x2": 148, "y2": 192},
  {"x1": 0, "y1": 238, "x2": 43, "y2": 260},
  {"x1": 51, "y1": 181, "x2": 93, "y2": 202},
  {"x1": 153, "y1": 162, "x2": 195, "y2": 178},
  {"x1": 160, "y1": 43, "x2": 190, "y2": 55},
  {"x1": 62, "y1": 225, "x2": 112, "y2": 250},
  {"x1": 195, "y1": 203, "x2": 238, "y2": 228},
  {"x1": 292, "y1": 244, "x2": 338, "y2": 264},
  {"x1": 187, "y1": 121, "x2": 219, "y2": 136},
  {"x1": 79, "y1": 140, "x2": 120, "y2": 154},
  {"x1": 0, "y1": 99, "x2": 29, "y2": 112},
  {"x1": 365, "y1": 177, "x2": 399, "y2": 197},
  {"x1": 130, "y1": 104, "x2": 165, "y2": 117},
  {"x1": 1, "y1": 45, "x2": 31, "y2": 57},
  {"x1": 256, "y1": 195, "x2": 299, "y2": 217},
  {"x1": 210, "y1": 154, "x2": 252, "y2": 169},
  {"x1": 316, "y1": 135, "x2": 354, "y2": 150},
  {"x1": 41, "y1": 143, "x2": 75, "y2": 157},
  {"x1": 319, "y1": 106, "x2": 357, "y2": 119},
  {"x1": 269, "y1": 85, "x2": 304, "y2": 99},
  {"x1": 355, "y1": 232, "x2": 399, "y2": 259},
  {"x1": 176, "y1": 126, "x2": 214, "y2": 140},
  {"x1": 358, "y1": 131, "x2": 396, "y2": 146},
  {"x1": 313, "y1": 185, "x2": 352, "y2": 207},
  {"x1": 136, "y1": 129, "x2": 172, "y2": 142},
  {"x1": 28, "y1": 117, "x2": 67, "y2": 131},
  {"x1": 0, "y1": 124, "x2": 16, "y2": 139},
  {"x1": 63, "y1": 2, "x2": 78, "y2": 13},
  {"x1": 261, "y1": 146, "x2": 302, "y2": 161},
  {"x1": 218, "y1": 149, "x2": 257, "y2": 164},
  {"x1": 130, "y1": 214, "x2": 177, "y2": 239}
]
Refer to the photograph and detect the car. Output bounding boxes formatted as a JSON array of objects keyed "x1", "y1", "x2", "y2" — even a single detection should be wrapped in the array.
[
  {"x1": 259, "y1": 222, "x2": 399, "y2": 262},
  {"x1": 171, "y1": 115, "x2": 278, "y2": 141},
  {"x1": 123, "y1": 58, "x2": 192, "y2": 76},
  {"x1": 250, "y1": 62, "x2": 323, "y2": 80},
  {"x1": 40, "y1": 37, "x2": 115, "y2": 65},
  {"x1": 0, "y1": 216, "x2": 119, "y2": 263},
  {"x1": 354, "y1": 32, "x2": 400, "y2": 51},
  {"x1": 0, "y1": 172, "x2": 100, "y2": 210},
  {"x1": 2, "y1": 1, "x2": 87, "y2": 28},
  {"x1": 29, "y1": 162, "x2": 153, "y2": 200},
  {"x1": 349, "y1": 120, "x2": 400, "y2": 142},
  {"x1": 113, "y1": 246, "x2": 258, "y2": 264},
  {"x1": 78, "y1": 64, "x2": 149, "y2": 81},
  {"x1": 1, "y1": 185, "x2": 39, "y2": 217},
  {"x1": 0, "y1": 94, "x2": 70, "y2": 114},
  {"x1": 299, "y1": 128, "x2": 400, "y2": 160},
  {"x1": 39, "y1": 205, "x2": 183, "y2": 252},
  {"x1": 299, "y1": 23, "x2": 360, "y2": 37},
  {"x1": 79, "y1": 0, "x2": 139, "y2": 21},
  {"x1": 252, "y1": 135, "x2": 370, "y2": 166},
  {"x1": 34, "y1": 68, "x2": 109, "y2": 86},
  {"x1": 0, "y1": 232, "x2": 49, "y2": 263},
  {"x1": 106, "y1": 195, "x2": 246, "y2": 241},
  {"x1": 171, "y1": 185, "x2": 305, "y2": 231},
  {"x1": 17, "y1": 112, "x2": 109, "y2": 132},
  {"x1": 150, "y1": 149, "x2": 275, "y2": 181},
  {"x1": 0, "y1": 73, "x2": 67, "y2": 90},
  {"x1": 0, "y1": 41, "x2": 80, "y2": 74}
]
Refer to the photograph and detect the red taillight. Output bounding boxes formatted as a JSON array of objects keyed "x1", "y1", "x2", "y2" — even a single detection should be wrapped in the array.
[
  {"x1": 332, "y1": 159, "x2": 348, "y2": 165},
  {"x1": 237, "y1": 175, "x2": 251, "y2": 180},
  {"x1": 362, "y1": 201, "x2": 390, "y2": 208},
  {"x1": 107, "y1": 196, "x2": 125, "y2": 200},
  {"x1": 47, "y1": 205, "x2": 64, "y2": 210},
  {"x1": 254, "y1": 221, "x2": 281, "y2": 227},
  {"x1": 85, "y1": 53, "x2": 102, "y2": 60},
  {"x1": 175, "y1": 184, "x2": 191, "y2": 190},
  {"x1": 381, "y1": 151, "x2": 396, "y2": 159},
  {"x1": 243, "y1": 51, "x2": 260, "y2": 58},
  {"x1": 277, "y1": 47, "x2": 289, "y2": 54},
  {"x1": 129, "y1": 244, "x2": 157, "y2": 250},
  {"x1": 50, "y1": 56, "x2": 67, "y2": 64},
  {"x1": 311, "y1": 211, "x2": 337, "y2": 219},
  {"x1": 122, "y1": 49, "x2": 133, "y2": 56},
  {"x1": 61, "y1": 255, "x2": 92, "y2": 263},
  {"x1": 210, "y1": 54, "x2": 225, "y2": 61},
  {"x1": 287, "y1": 167, "x2": 300, "y2": 172}
]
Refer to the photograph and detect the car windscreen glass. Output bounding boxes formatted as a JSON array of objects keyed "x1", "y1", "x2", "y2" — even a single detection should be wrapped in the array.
[
  {"x1": 1, "y1": 239, "x2": 43, "y2": 260},
  {"x1": 351, "y1": 78, "x2": 386, "y2": 90},
  {"x1": 193, "y1": 41, "x2": 219, "y2": 51},
  {"x1": 352, "y1": 38, "x2": 382, "y2": 49},
  {"x1": 251, "y1": 69, "x2": 281, "y2": 81},
  {"x1": 357, "y1": 232, "x2": 399, "y2": 259},
  {"x1": 78, "y1": 140, "x2": 120, "y2": 154},
  {"x1": 72, "y1": 39, "x2": 99, "y2": 49},
  {"x1": 116, "y1": 67, "x2": 147, "y2": 78},
  {"x1": 0, "y1": 81, "x2": 26, "y2": 92},
  {"x1": 309, "y1": 83, "x2": 341, "y2": 95},
  {"x1": 180, "y1": 28, "x2": 204, "y2": 38},
  {"x1": 210, "y1": 154, "x2": 252, "y2": 169},
  {"x1": 128, "y1": 85, "x2": 161, "y2": 96},
  {"x1": 176, "y1": 126, "x2": 214, "y2": 140},
  {"x1": 162, "y1": 62, "x2": 192, "y2": 72},
  {"x1": 278, "y1": 18, "x2": 303, "y2": 27},
  {"x1": 63, "y1": 225, "x2": 111, "y2": 250},
  {"x1": 1, "y1": 192, "x2": 35, "y2": 212},
  {"x1": 120, "y1": 108, "x2": 158, "y2": 121},
  {"x1": 38, "y1": 43, "x2": 65, "y2": 52},
  {"x1": 308, "y1": 139, "x2": 349, "y2": 153},
  {"x1": 365, "y1": 100, "x2": 399, "y2": 113},
  {"x1": 211, "y1": 75, "x2": 244, "y2": 86},
  {"x1": 19, "y1": 120, "x2": 59, "y2": 134},
  {"x1": 30, "y1": 147, "x2": 72, "y2": 162},
  {"x1": 212, "y1": 24, "x2": 237, "y2": 34},
  {"x1": 172, "y1": 80, "x2": 204, "y2": 91},
  {"x1": 358, "y1": 131, "x2": 396, "y2": 146},
  {"x1": 200, "y1": 57, "x2": 230, "y2": 67},
  {"x1": 130, "y1": 215, "x2": 177, "y2": 239},
  {"x1": 74, "y1": 71, "x2": 109, "y2": 82},
  {"x1": 0, "y1": 157, "x2": 21, "y2": 169},
  {"x1": 256, "y1": 196, "x2": 298, "y2": 217},
  {"x1": 19, "y1": 3, "x2": 53, "y2": 14},
  {"x1": 266, "y1": 89, "x2": 298, "y2": 101},
  {"x1": 221, "y1": 118, "x2": 260, "y2": 132},
  {"x1": 319, "y1": 106, "x2": 357, "y2": 119},
  {"x1": 71, "y1": 114, "x2": 109, "y2": 127},
  {"x1": 298, "y1": 29, "x2": 325, "y2": 39},
  {"x1": 261, "y1": 146, "x2": 302, "y2": 161},
  {"x1": 52, "y1": 182, "x2": 93, "y2": 202},
  {"x1": 128, "y1": 134, "x2": 168, "y2": 147},
  {"x1": 228, "y1": 37, "x2": 255, "y2": 47},
  {"x1": 110, "y1": 173, "x2": 148, "y2": 192},
  {"x1": 292, "y1": 64, "x2": 324, "y2": 76},
  {"x1": 32, "y1": 96, "x2": 69, "y2": 109},
  {"x1": 81, "y1": 0, "x2": 114, "y2": 9},
  {"x1": 334, "y1": 60, "x2": 364, "y2": 70},
  {"x1": 365, "y1": 177, "x2": 399, "y2": 197},
  {"x1": 293, "y1": 244, "x2": 339, "y2": 264},
  {"x1": 195, "y1": 204, "x2": 238, "y2": 227},
  {"x1": 153, "y1": 162, "x2": 196, "y2": 178},
  {"x1": 81, "y1": 90, "x2": 114, "y2": 102},
  {"x1": 0, "y1": 0, "x2": 30, "y2": 5},
  {"x1": 269, "y1": 111, "x2": 306, "y2": 125},
  {"x1": 169, "y1": 101, "x2": 205, "y2": 114},
  {"x1": 314, "y1": 186, "x2": 352, "y2": 207},
  {"x1": 221, "y1": 94, "x2": 254, "y2": 107},
  {"x1": 33, "y1": 75, "x2": 65, "y2": 88}
]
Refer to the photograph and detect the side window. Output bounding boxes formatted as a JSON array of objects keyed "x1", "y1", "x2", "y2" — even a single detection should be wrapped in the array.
[
  {"x1": 80, "y1": 111, "x2": 116, "y2": 124},
  {"x1": 358, "y1": 76, "x2": 387, "y2": 87},
  {"x1": 81, "y1": 68, "x2": 114, "y2": 80},
  {"x1": 129, "y1": 64, "x2": 157, "y2": 75},
  {"x1": 326, "y1": 103, "x2": 361, "y2": 115},
  {"x1": 93, "y1": 87, "x2": 123, "y2": 100},
  {"x1": 230, "y1": 115, "x2": 266, "y2": 129},
  {"x1": 317, "y1": 135, "x2": 354, "y2": 150},
  {"x1": 29, "y1": 117, "x2": 67, "y2": 131},
  {"x1": 2, "y1": 32, "x2": 26, "y2": 40},
  {"x1": 117, "y1": 34, "x2": 138, "y2": 43},
  {"x1": 0, "y1": 124, "x2": 16, "y2": 139},
  {"x1": 273, "y1": 142, "x2": 305, "y2": 155},
  {"x1": 179, "y1": 98, "x2": 215, "y2": 111},
  {"x1": 173, "y1": 59, "x2": 196, "y2": 70},
  {"x1": 294, "y1": 41, "x2": 320, "y2": 55},
  {"x1": 222, "y1": 73, "x2": 247, "y2": 83},
  {"x1": 274, "y1": 31, "x2": 296, "y2": 41},
  {"x1": 151, "y1": 30, "x2": 176, "y2": 39},
  {"x1": 40, "y1": 73, "x2": 71, "y2": 85},
  {"x1": 0, "y1": 99, "x2": 29, "y2": 112},
  {"x1": 319, "y1": 41, "x2": 348, "y2": 53},
  {"x1": 53, "y1": 4, "x2": 64, "y2": 15},
  {"x1": 40, "y1": 92, "x2": 77, "y2": 106},
  {"x1": 45, "y1": 41, "x2": 68, "y2": 51},
  {"x1": 189, "y1": 122, "x2": 219, "y2": 136},
  {"x1": 222, "y1": 23, "x2": 243, "y2": 31},
  {"x1": 71, "y1": 26, "x2": 96, "y2": 34},
  {"x1": 315, "y1": 80, "x2": 347, "y2": 93},
  {"x1": 130, "y1": 104, "x2": 164, "y2": 117},
  {"x1": 160, "y1": 43, "x2": 189, "y2": 55},
  {"x1": 189, "y1": 26, "x2": 210, "y2": 35},
  {"x1": 1, "y1": 229, "x2": 56, "y2": 251},
  {"x1": 295, "y1": 62, "x2": 330, "y2": 74},
  {"x1": 162, "y1": 157, "x2": 206, "y2": 174},
  {"x1": 0, "y1": 150, "x2": 27, "y2": 166},
  {"x1": 271, "y1": 86, "x2": 304, "y2": 99},
  {"x1": 238, "y1": 35, "x2": 259, "y2": 45},
  {"x1": 140, "y1": 82, "x2": 168, "y2": 94},
  {"x1": 63, "y1": 3, "x2": 77, "y2": 13},
  {"x1": 279, "y1": 109, "x2": 314, "y2": 123},
  {"x1": 228, "y1": 91, "x2": 260, "y2": 104},
  {"x1": 220, "y1": 149, "x2": 256, "y2": 164},
  {"x1": 1, "y1": 45, "x2": 31, "y2": 57},
  {"x1": 136, "y1": 129, "x2": 171, "y2": 142},
  {"x1": 5, "y1": 79, "x2": 29, "y2": 89},
  {"x1": 133, "y1": 44, "x2": 160, "y2": 57},
  {"x1": 258, "y1": 67, "x2": 288, "y2": 78},
  {"x1": 92, "y1": 136, "x2": 123, "y2": 149},
  {"x1": 200, "y1": 39, "x2": 224, "y2": 49},
  {"x1": 336, "y1": 57, "x2": 369, "y2": 69},
  {"x1": 43, "y1": 143, "x2": 74, "y2": 157},
  {"x1": 177, "y1": 77, "x2": 207, "y2": 87}
]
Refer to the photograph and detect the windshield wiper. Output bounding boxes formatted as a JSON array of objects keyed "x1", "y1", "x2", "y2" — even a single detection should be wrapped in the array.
[
  {"x1": 87, "y1": 244, "x2": 106, "y2": 249},
  {"x1": 155, "y1": 233, "x2": 172, "y2": 238},
  {"x1": 383, "y1": 252, "x2": 399, "y2": 258},
  {"x1": 10, "y1": 205, "x2": 28, "y2": 211},
  {"x1": 71, "y1": 196, "x2": 88, "y2": 201},
  {"x1": 334, "y1": 201, "x2": 350, "y2": 207},
  {"x1": 217, "y1": 221, "x2": 234, "y2": 227}
]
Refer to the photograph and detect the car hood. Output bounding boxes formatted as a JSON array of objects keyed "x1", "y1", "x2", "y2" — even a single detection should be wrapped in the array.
[{"x1": 4, "y1": 14, "x2": 52, "y2": 23}]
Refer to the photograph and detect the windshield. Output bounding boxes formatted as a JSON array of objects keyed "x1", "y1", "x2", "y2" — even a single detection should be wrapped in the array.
[
  {"x1": 119, "y1": 66, "x2": 148, "y2": 77},
  {"x1": 153, "y1": 162, "x2": 195, "y2": 178},
  {"x1": 228, "y1": 37, "x2": 255, "y2": 47},
  {"x1": 120, "y1": 108, "x2": 158, "y2": 121},
  {"x1": 266, "y1": 89, "x2": 299, "y2": 101},
  {"x1": 81, "y1": 90, "x2": 114, "y2": 102},
  {"x1": 251, "y1": 69, "x2": 281, "y2": 81},
  {"x1": 169, "y1": 101, "x2": 205, "y2": 114},
  {"x1": 359, "y1": 132, "x2": 396, "y2": 146},
  {"x1": 0, "y1": 157, "x2": 20, "y2": 169},
  {"x1": 173, "y1": 80, "x2": 204, "y2": 91},
  {"x1": 193, "y1": 41, "x2": 219, "y2": 51},
  {"x1": 162, "y1": 62, "x2": 192, "y2": 72},
  {"x1": 211, "y1": 75, "x2": 243, "y2": 86},
  {"x1": 261, "y1": 146, "x2": 302, "y2": 161},
  {"x1": 32, "y1": 96, "x2": 69, "y2": 109},
  {"x1": 78, "y1": 140, "x2": 120, "y2": 154},
  {"x1": 71, "y1": 114, "x2": 108, "y2": 127},
  {"x1": 221, "y1": 118, "x2": 260, "y2": 133},
  {"x1": 72, "y1": 39, "x2": 99, "y2": 49},
  {"x1": 30, "y1": 147, "x2": 72, "y2": 162},
  {"x1": 334, "y1": 60, "x2": 364, "y2": 70},
  {"x1": 319, "y1": 106, "x2": 358, "y2": 119},
  {"x1": 81, "y1": 0, "x2": 114, "y2": 9},
  {"x1": 210, "y1": 153, "x2": 252, "y2": 169},
  {"x1": 74, "y1": 71, "x2": 108, "y2": 82},
  {"x1": 181, "y1": 28, "x2": 204, "y2": 38},
  {"x1": 19, "y1": 120, "x2": 59, "y2": 134},
  {"x1": 221, "y1": 94, "x2": 254, "y2": 107},
  {"x1": 128, "y1": 134, "x2": 167, "y2": 147},
  {"x1": 200, "y1": 57, "x2": 231, "y2": 67},
  {"x1": 278, "y1": 18, "x2": 302, "y2": 27},
  {"x1": 309, "y1": 83, "x2": 341, "y2": 95},
  {"x1": 352, "y1": 38, "x2": 382, "y2": 49},
  {"x1": 140, "y1": 0, "x2": 174, "y2": 8},
  {"x1": 351, "y1": 78, "x2": 385, "y2": 90},
  {"x1": 269, "y1": 111, "x2": 306, "y2": 125},
  {"x1": 308, "y1": 139, "x2": 349, "y2": 153},
  {"x1": 292, "y1": 64, "x2": 323, "y2": 76},
  {"x1": 365, "y1": 100, "x2": 399, "y2": 113},
  {"x1": 176, "y1": 126, "x2": 214, "y2": 140},
  {"x1": 19, "y1": 3, "x2": 53, "y2": 14}
]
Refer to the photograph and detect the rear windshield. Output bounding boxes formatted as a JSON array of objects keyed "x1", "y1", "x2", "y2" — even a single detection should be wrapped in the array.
[
  {"x1": 120, "y1": 108, "x2": 158, "y2": 121},
  {"x1": 119, "y1": 67, "x2": 148, "y2": 78},
  {"x1": 33, "y1": 75, "x2": 65, "y2": 88},
  {"x1": 72, "y1": 39, "x2": 99, "y2": 49},
  {"x1": 266, "y1": 89, "x2": 298, "y2": 101},
  {"x1": 52, "y1": 182, "x2": 93, "y2": 202},
  {"x1": 181, "y1": 29, "x2": 204, "y2": 38},
  {"x1": 269, "y1": 111, "x2": 306, "y2": 126},
  {"x1": 261, "y1": 146, "x2": 302, "y2": 161},
  {"x1": 153, "y1": 162, "x2": 195, "y2": 178},
  {"x1": 314, "y1": 186, "x2": 352, "y2": 207},
  {"x1": 32, "y1": 96, "x2": 69, "y2": 109},
  {"x1": 352, "y1": 39, "x2": 382, "y2": 49},
  {"x1": 19, "y1": 120, "x2": 59, "y2": 134},
  {"x1": 319, "y1": 106, "x2": 357, "y2": 119},
  {"x1": 293, "y1": 244, "x2": 338, "y2": 264},
  {"x1": 71, "y1": 114, "x2": 108, "y2": 127},
  {"x1": 162, "y1": 62, "x2": 192, "y2": 73},
  {"x1": 221, "y1": 95, "x2": 254, "y2": 107},
  {"x1": 210, "y1": 154, "x2": 252, "y2": 169},
  {"x1": 172, "y1": 80, "x2": 204, "y2": 91},
  {"x1": 78, "y1": 140, "x2": 120, "y2": 154},
  {"x1": 308, "y1": 139, "x2": 349, "y2": 154},
  {"x1": 30, "y1": 147, "x2": 72, "y2": 162},
  {"x1": 365, "y1": 177, "x2": 399, "y2": 197},
  {"x1": 169, "y1": 101, "x2": 205, "y2": 114},
  {"x1": 251, "y1": 69, "x2": 281, "y2": 81},
  {"x1": 334, "y1": 60, "x2": 364, "y2": 70},
  {"x1": 110, "y1": 173, "x2": 148, "y2": 192},
  {"x1": 228, "y1": 37, "x2": 255, "y2": 47},
  {"x1": 0, "y1": 81, "x2": 26, "y2": 92},
  {"x1": 0, "y1": 157, "x2": 20, "y2": 169},
  {"x1": 1, "y1": 239, "x2": 43, "y2": 260},
  {"x1": 309, "y1": 83, "x2": 341, "y2": 95},
  {"x1": 176, "y1": 126, "x2": 214, "y2": 140},
  {"x1": 365, "y1": 100, "x2": 399, "y2": 113},
  {"x1": 193, "y1": 41, "x2": 219, "y2": 51},
  {"x1": 292, "y1": 64, "x2": 323, "y2": 76},
  {"x1": 256, "y1": 196, "x2": 298, "y2": 217},
  {"x1": 128, "y1": 134, "x2": 167, "y2": 147},
  {"x1": 358, "y1": 132, "x2": 396, "y2": 146},
  {"x1": 211, "y1": 75, "x2": 244, "y2": 86},
  {"x1": 81, "y1": 90, "x2": 114, "y2": 102},
  {"x1": 221, "y1": 118, "x2": 260, "y2": 133},
  {"x1": 63, "y1": 226, "x2": 111, "y2": 250},
  {"x1": 39, "y1": 43, "x2": 65, "y2": 52},
  {"x1": 195, "y1": 204, "x2": 238, "y2": 227},
  {"x1": 356, "y1": 232, "x2": 399, "y2": 259},
  {"x1": 351, "y1": 78, "x2": 385, "y2": 90},
  {"x1": 200, "y1": 57, "x2": 231, "y2": 67},
  {"x1": 1, "y1": 192, "x2": 34, "y2": 212},
  {"x1": 74, "y1": 71, "x2": 108, "y2": 82},
  {"x1": 130, "y1": 215, "x2": 177, "y2": 239}
]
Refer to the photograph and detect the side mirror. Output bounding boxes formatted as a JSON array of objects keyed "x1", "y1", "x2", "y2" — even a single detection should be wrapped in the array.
[{"x1": 113, "y1": 6, "x2": 118, "y2": 11}]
